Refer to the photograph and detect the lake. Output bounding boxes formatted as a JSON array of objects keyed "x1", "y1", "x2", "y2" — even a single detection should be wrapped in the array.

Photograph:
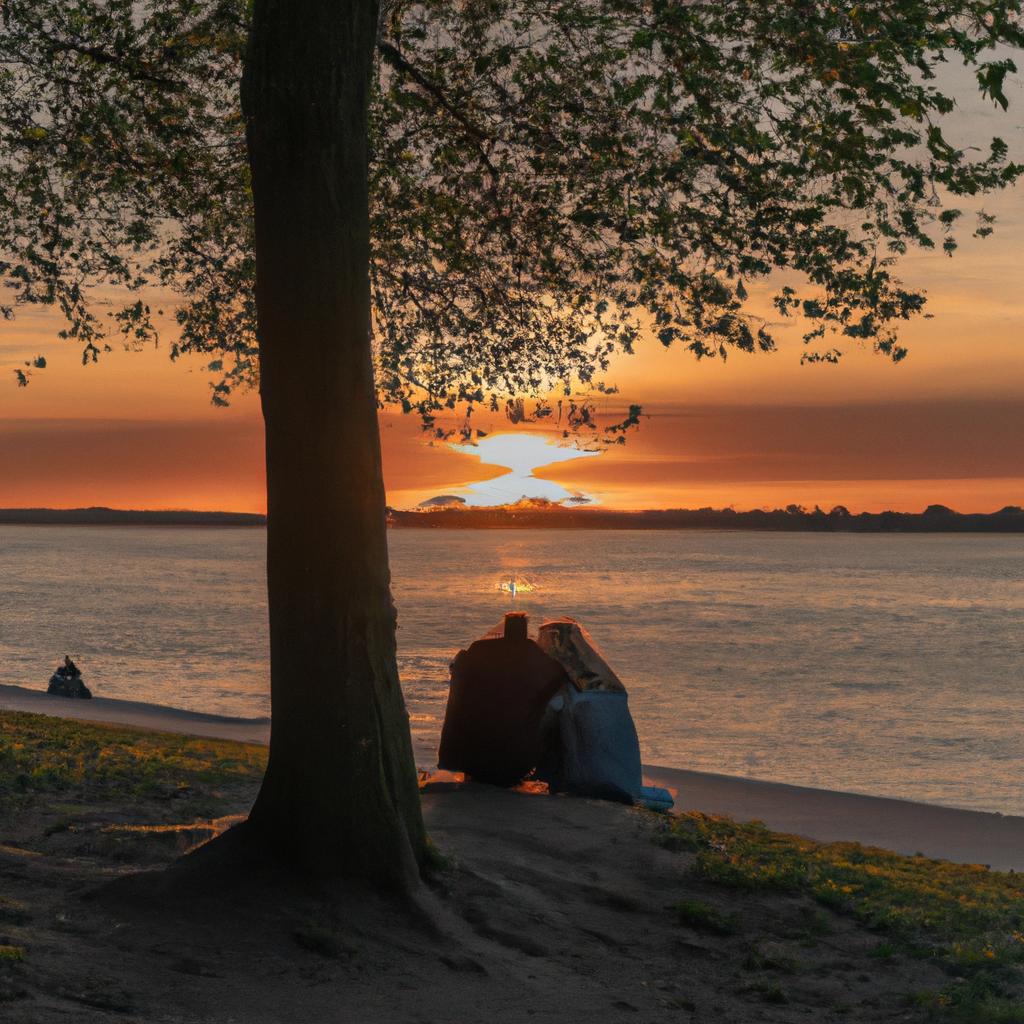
[{"x1": 1, "y1": 525, "x2": 1022, "y2": 814}]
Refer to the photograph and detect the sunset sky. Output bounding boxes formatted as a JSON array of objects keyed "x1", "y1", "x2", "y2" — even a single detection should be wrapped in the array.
[{"x1": 1, "y1": 59, "x2": 1021, "y2": 514}]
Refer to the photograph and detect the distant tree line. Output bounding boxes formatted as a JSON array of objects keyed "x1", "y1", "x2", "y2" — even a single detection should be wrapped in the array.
[{"x1": 388, "y1": 503, "x2": 1024, "y2": 532}]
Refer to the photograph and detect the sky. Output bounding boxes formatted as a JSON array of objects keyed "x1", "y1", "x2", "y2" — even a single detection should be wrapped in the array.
[{"x1": 1, "y1": 58, "x2": 1022, "y2": 514}]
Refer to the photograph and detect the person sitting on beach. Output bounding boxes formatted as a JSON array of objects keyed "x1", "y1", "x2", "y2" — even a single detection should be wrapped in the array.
[{"x1": 63, "y1": 655, "x2": 80, "y2": 679}]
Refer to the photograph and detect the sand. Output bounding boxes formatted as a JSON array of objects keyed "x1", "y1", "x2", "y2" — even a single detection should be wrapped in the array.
[
  {"x1": 2, "y1": 776, "x2": 954, "y2": 1023},
  {"x1": 3, "y1": 681, "x2": 1022, "y2": 871},
  {"x1": 0, "y1": 683, "x2": 271, "y2": 746},
  {"x1": 646, "y1": 766, "x2": 1024, "y2": 873}
]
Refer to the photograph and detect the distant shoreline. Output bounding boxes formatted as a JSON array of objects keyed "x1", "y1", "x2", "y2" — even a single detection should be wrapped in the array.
[
  {"x1": 0, "y1": 507, "x2": 265, "y2": 526},
  {"x1": 389, "y1": 505, "x2": 1024, "y2": 532},
  {"x1": 2, "y1": 504, "x2": 1023, "y2": 531}
]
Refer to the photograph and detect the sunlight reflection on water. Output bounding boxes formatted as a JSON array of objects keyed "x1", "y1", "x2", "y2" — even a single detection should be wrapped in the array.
[{"x1": 1, "y1": 525, "x2": 1022, "y2": 814}]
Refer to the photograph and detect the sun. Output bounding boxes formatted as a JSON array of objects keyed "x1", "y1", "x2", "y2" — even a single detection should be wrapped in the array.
[{"x1": 440, "y1": 432, "x2": 604, "y2": 507}]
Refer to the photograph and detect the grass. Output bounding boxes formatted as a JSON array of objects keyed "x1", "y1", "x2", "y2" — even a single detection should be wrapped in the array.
[
  {"x1": 5, "y1": 708, "x2": 1022, "y2": 1021},
  {"x1": 0, "y1": 709, "x2": 267, "y2": 816},
  {"x1": 673, "y1": 898, "x2": 738, "y2": 935},
  {"x1": 421, "y1": 835, "x2": 454, "y2": 877},
  {"x1": 657, "y1": 811, "x2": 1024, "y2": 1020}
]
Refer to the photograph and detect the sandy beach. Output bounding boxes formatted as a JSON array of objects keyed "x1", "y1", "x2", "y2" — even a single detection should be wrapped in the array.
[
  {"x1": 1, "y1": 748, "x2": 963, "y2": 1024},
  {"x1": 4, "y1": 681, "x2": 1022, "y2": 871},
  {"x1": 3, "y1": 695, "x2": 1023, "y2": 1022}
]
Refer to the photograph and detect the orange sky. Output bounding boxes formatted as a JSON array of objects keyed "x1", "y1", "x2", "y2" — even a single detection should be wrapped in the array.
[{"x1": 1, "y1": 62, "x2": 1022, "y2": 514}]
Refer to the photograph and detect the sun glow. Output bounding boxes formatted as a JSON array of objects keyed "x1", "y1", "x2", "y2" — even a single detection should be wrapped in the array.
[{"x1": 438, "y1": 432, "x2": 604, "y2": 508}]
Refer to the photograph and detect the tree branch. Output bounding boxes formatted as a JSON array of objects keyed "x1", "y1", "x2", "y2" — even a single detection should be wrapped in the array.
[
  {"x1": 377, "y1": 37, "x2": 499, "y2": 180},
  {"x1": 24, "y1": 22, "x2": 184, "y2": 92}
]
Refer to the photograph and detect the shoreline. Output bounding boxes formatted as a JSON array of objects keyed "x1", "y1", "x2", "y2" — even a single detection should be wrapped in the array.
[
  {"x1": 0, "y1": 682, "x2": 271, "y2": 746},
  {"x1": 4, "y1": 508, "x2": 1024, "y2": 532},
  {"x1": 4, "y1": 681, "x2": 1024, "y2": 870}
]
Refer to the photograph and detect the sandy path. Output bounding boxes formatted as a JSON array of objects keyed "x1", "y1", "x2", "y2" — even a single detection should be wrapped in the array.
[
  {"x1": 645, "y1": 766, "x2": 1024, "y2": 872},
  {"x1": 4, "y1": 681, "x2": 1023, "y2": 870},
  {"x1": 0, "y1": 682, "x2": 271, "y2": 745}
]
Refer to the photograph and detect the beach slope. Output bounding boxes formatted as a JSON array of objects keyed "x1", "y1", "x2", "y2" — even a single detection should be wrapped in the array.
[
  {"x1": 3, "y1": 682, "x2": 1023, "y2": 871},
  {"x1": 8, "y1": 709, "x2": 1016, "y2": 1022}
]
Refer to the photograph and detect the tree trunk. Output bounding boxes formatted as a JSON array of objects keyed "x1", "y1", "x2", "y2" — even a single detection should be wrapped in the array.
[{"x1": 240, "y1": 0, "x2": 426, "y2": 885}]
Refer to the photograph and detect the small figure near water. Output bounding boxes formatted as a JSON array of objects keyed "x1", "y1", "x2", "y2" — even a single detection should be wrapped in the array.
[{"x1": 47, "y1": 654, "x2": 92, "y2": 699}]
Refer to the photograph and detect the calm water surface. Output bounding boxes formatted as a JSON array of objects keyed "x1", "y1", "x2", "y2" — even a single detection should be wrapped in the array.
[{"x1": 1, "y1": 525, "x2": 1022, "y2": 814}]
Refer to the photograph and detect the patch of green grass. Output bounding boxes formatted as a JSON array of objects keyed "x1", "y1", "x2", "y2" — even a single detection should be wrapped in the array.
[
  {"x1": 0, "y1": 709, "x2": 267, "y2": 814},
  {"x1": 952, "y1": 999, "x2": 1024, "y2": 1023},
  {"x1": 910, "y1": 988, "x2": 1024, "y2": 1023},
  {"x1": 421, "y1": 836, "x2": 453, "y2": 878},
  {"x1": 0, "y1": 946, "x2": 25, "y2": 963},
  {"x1": 673, "y1": 898, "x2": 738, "y2": 935},
  {"x1": 658, "y1": 812, "x2": 1024, "y2": 1017}
]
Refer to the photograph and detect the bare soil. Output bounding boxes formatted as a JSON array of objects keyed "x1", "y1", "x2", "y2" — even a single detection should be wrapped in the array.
[{"x1": 0, "y1": 779, "x2": 950, "y2": 1023}]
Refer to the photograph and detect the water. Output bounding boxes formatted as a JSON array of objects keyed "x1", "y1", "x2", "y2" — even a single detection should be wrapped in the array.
[{"x1": 1, "y1": 525, "x2": 1022, "y2": 814}]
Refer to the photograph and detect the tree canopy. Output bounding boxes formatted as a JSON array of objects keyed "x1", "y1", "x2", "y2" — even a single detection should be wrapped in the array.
[{"x1": 2, "y1": 1, "x2": 1021, "y2": 433}]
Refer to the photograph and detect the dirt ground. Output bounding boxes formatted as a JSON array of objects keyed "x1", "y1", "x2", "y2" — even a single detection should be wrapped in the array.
[{"x1": 0, "y1": 779, "x2": 954, "y2": 1024}]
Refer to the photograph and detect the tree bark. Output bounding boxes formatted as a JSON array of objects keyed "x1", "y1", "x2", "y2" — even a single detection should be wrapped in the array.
[{"x1": 240, "y1": 0, "x2": 426, "y2": 885}]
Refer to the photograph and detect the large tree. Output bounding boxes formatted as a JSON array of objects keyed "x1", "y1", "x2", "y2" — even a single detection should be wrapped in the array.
[{"x1": 1, "y1": 1, "x2": 1020, "y2": 885}]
